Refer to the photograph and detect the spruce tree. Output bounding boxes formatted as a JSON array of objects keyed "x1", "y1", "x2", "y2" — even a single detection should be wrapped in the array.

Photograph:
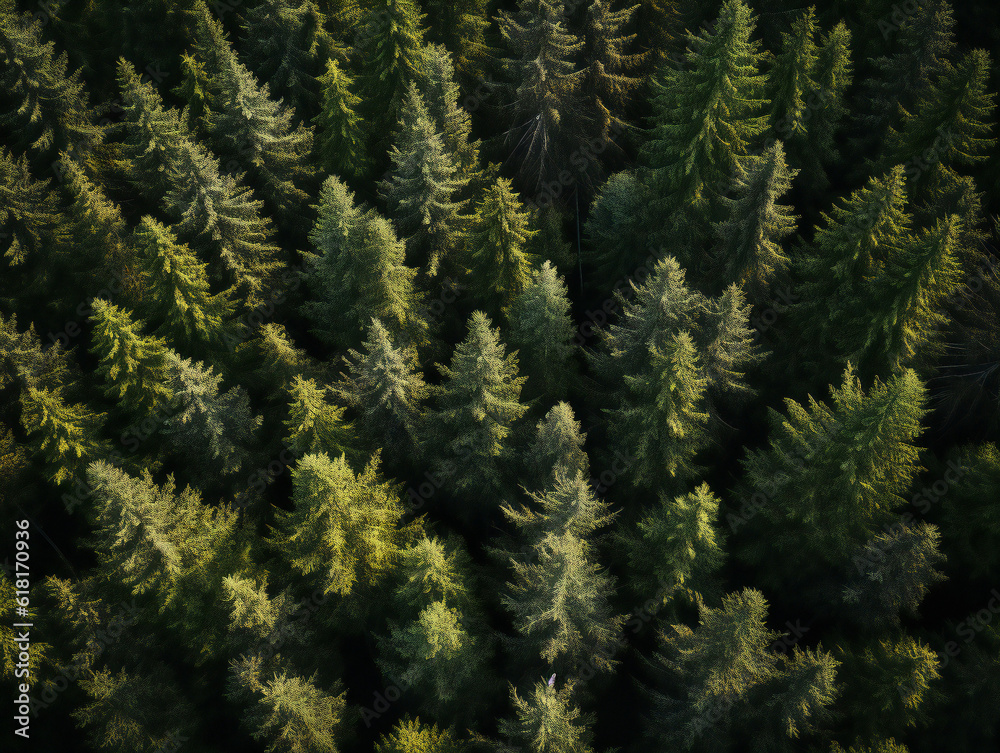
[
  {"x1": 767, "y1": 8, "x2": 819, "y2": 155},
  {"x1": 301, "y1": 176, "x2": 427, "y2": 350},
  {"x1": 88, "y1": 299, "x2": 173, "y2": 418},
  {"x1": 229, "y1": 656, "x2": 347, "y2": 753},
  {"x1": 583, "y1": 169, "x2": 657, "y2": 284},
  {"x1": 354, "y1": 0, "x2": 429, "y2": 150},
  {"x1": 162, "y1": 351, "x2": 262, "y2": 477},
  {"x1": 499, "y1": 679, "x2": 596, "y2": 753},
  {"x1": 626, "y1": 483, "x2": 726, "y2": 606},
  {"x1": 840, "y1": 520, "x2": 946, "y2": 628},
  {"x1": 584, "y1": 0, "x2": 645, "y2": 143},
  {"x1": 735, "y1": 366, "x2": 927, "y2": 592},
  {"x1": 186, "y1": 4, "x2": 316, "y2": 227},
  {"x1": 380, "y1": 85, "x2": 468, "y2": 276},
  {"x1": 641, "y1": 0, "x2": 768, "y2": 214},
  {"x1": 940, "y1": 443, "x2": 1000, "y2": 579},
  {"x1": 283, "y1": 376, "x2": 354, "y2": 459},
  {"x1": 240, "y1": 0, "x2": 341, "y2": 124},
  {"x1": 422, "y1": 0, "x2": 489, "y2": 81},
  {"x1": 425, "y1": 311, "x2": 528, "y2": 505},
  {"x1": 377, "y1": 534, "x2": 491, "y2": 722},
  {"x1": 116, "y1": 61, "x2": 284, "y2": 304},
  {"x1": 712, "y1": 140, "x2": 798, "y2": 300},
  {"x1": 799, "y1": 21, "x2": 852, "y2": 191},
  {"x1": 524, "y1": 401, "x2": 590, "y2": 489},
  {"x1": 133, "y1": 216, "x2": 235, "y2": 356},
  {"x1": 835, "y1": 214, "x2": 962, "y2": 377},
  {"x1": 312, "y1": 58, "x2": 370, "y2": 182},
  {"x1": 419, "y1": 44, "x2": 481, "y2": 178},
  {"x1": 74, "y1": 665, "x2": 196, "y2": 753},
  {"x1": 795, "y1": 165, "x2": 913, "y2": 375},
  {"x1": 465, "y1": 177, "x2": 536, "y2": 317},
  {"x1": 275, "y1": 451, "x2": 405, "y2": 596},
  {"x1": 854, "y1": 0, "x2": 956, "y2": 165},
  {"x1": 338, "y1": 318, "x2": 429, "y2": 460},
  {"x1": 20, "y1": 384, "x2": 108, "y2": 488},
  {"x1": 497, "y1": 0, "x2": 594, "y2": 197},
  {"x1": 887, "y1": 49, "x2": 996, "y2": 188},
  {"x1": 376, "y1": 717, "x2": 466, "y2": 753},
  {"x1": 0, "y1": 3, "x2": 104, "y2": 160},
  {"x1": 507, "y1": 262, "x2": 577, "y2": 401},
  {"x1": 645, "y1": 589, "x2": 838, "y2": 753}
]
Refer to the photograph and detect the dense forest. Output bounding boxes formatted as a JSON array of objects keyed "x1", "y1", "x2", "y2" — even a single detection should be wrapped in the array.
[{"x1": 2, "y1": 0, "x2": 1000, "y2": 751}]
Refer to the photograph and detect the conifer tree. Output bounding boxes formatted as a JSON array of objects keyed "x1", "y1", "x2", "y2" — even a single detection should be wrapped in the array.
[
  {"x1": 116, "y1": 61, "x2": 283, "y2": 304},
  {"x1": 312, "y1": 58, "x2": 370, "y2": 182},
  {"x1": 835, "y1": 215, "x2": 962, "y2": 377},
  {"x1": 283, "y1": 376, "x2": 354, "y2": 460},
  {"x1": 424, "y1": 311, "x2": 528, "y2": 505},
  {"x1": 854, "y1": 0, "x2": 956, "y2": 164},
  {"x1": 886, "y1": 49, "x2": 996, "y2": 187},
  {"x1": 74, "y1": 665, "x2": 196, "y2": 753},
  {"x1": 645, "y1": 589, "x2": 838, "y2": 753},
  {"x1": 507, "y1": 262, "x2": 577, "y2": 401},
  {"x1": 940, "y1": 443, "x2": 1000, "y2": 579},
  {"x1": 380, "y1": 85, "x2": 468, "y2": 276},
  {"x1": 59, "y1": 155, "x2": 135, "y2": 300},
  {"x1": 499, "y1": 679, "x2": 596, "y2": 753},
  {"x1": 795, "y1": 165, "x2": 913, "y2": 374},
  {"x1": 422, "y1": 1, "x2": 489, "y2": 81},
  {"x1": 0, "y1": 148, "x2": 69, "y2": 273},
  {"x1": 240, "y1": 0, "x2": 341, "y2": 124},
  {"x1": 834, "y1": 636, "x2": 940, "y2": 742},
  {"x1": 185, "y1": 4, "x2": 316, "y2": 226},
  {"x1": 20, "y1": 384, "x2": 108, "y2": 488},
  {"x1": 87, "y1": 461, "x2": 245, "y2": 622},
  {"x1": 641, "y1": 0, "x2": 768, "y2": 213},
  {"x1": 465, "y1": 177, "x2": 536, "y2": 317},
  {"x1": 583, "y1": 169, "x2": 656, "y2": 284},
  {"x1": 798, "y1": 21, "x2": 852, "y2": 191},
  {"x1": 0, "y1": 311, "x2": 70, "y2": 391},
  {"x1": 626, "y1": 483, "x2": 726, "y2": 606},
  {"x1": 497, "y1": 0, "x2": 594, "y2": 197},
  {"x1": 712, "y1": 140, "x2": 798, "y2": 300},
  {"x1": 584, "y1": 0, "x2": 645, "y2": 142},
  {"x1": 229, "y1": 655, "x2": 347, "y2": 753},
  {"x1": 301, "y1": 176, "x2": 427, "y2": 350},
  {"x1": 133, "y1": 216, "x2": 235, "y2": 356},
  {"x1": 338, "y1": 318, "x2": 428, "y2": 460},
  {"x1": 0, "y1": 3, "x2": 104, "y2": 160},
  {"x1": 735, "y1": 367, "x2": 927, "y2": 591},
  {"x1": 607, "y1": 330, "x2": 710, "y2": 490},
  {"x1": 503, "y1": 467, "x2": 622, "y2": 676},
  {"x1": 524, "y1": 402, "x2": 590, "y2": 489},
  {"x1": 275, "y1": 451, "x2": 405, "y2": 596},
  {"x1": 162, "y1": 351, "x2": 262, "y2": 477},
  {"x1": 377, "y1": 534, "x2": 491, "y2": 722},
  {"x1": 419, "y1": 44, "x2": 481, "y2": 178},
  {"x1": 840, "y1": 520, "x2": 946, "y2": 628},
  {"x1": 354, "y1": 0, "x2": 429, "y2": 149},
  {"x1": 767, "y1": 8, "x2": 819, "y2": 153},
  {"x1": 88, "y1": 299, "x2": 173, "y2": 418},
  {"x1": 376, "y1": 717, "x2": 466, "y2": 753}
]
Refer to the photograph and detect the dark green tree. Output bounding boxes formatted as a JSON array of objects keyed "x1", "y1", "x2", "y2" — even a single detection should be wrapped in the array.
[
  {"x1": 274, "y1": 451, "x2": 405, "y2": 596},
  {"x1": 735, "y1": 366, "x2": 927, "y2": 592},
  {"x1": 88, "y1": 299, "x2": 173, "y2": 418},
  {"x1": 641, "y1": 0, "x2": 768, "y2": 214},
  {"x1": 301, "y1": 176, "x2": 427, "y2": 349},
  {"x1": 712, "y1": 140, "x2": 798, "y2": 300},
  {"x1": 424, "y1": 311, "x2": 528, "y2": 505},
  {"x1": 283, "y1": 376, "x2": 355, "y2": 459},
  {"x1": 312, "y1": 58, "x2": 370, "y2": 182},
  {"x1": 20, "y1": 384, "x2": 108, "y2": 488},
  {"x1": 499, "y1": 678, "x2": 596, "y2": 753},
  {"x1": 465, "y1": 177, "x2": 536, "y2": 317}
]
